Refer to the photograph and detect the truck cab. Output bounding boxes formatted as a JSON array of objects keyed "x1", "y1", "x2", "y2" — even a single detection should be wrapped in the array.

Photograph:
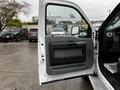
[{"x1": 38, "y1": 0, "x2": 120, "y2": 89}]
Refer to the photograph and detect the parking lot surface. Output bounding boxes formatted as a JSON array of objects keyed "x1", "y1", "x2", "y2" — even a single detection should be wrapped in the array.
[{"x1": 0, "y1": 42, "x2": 93, "y2": 90}]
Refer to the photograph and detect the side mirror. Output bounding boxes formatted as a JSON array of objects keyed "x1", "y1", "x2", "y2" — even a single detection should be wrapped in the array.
[
  {"x1": 79, "y1": 30, "x2": 87, "y2": 38},
  {"x1": 71, "y1": 26, "x2": 79, "y2": 35}
]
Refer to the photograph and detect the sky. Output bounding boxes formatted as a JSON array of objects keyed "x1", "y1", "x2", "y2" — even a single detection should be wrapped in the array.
[{"x1": 19, "y1": 0, "x2": 120, "y2": 22}]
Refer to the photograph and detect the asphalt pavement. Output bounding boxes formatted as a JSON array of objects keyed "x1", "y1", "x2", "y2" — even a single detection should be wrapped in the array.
[{"x1": 0, "y1": 42, "x2": 93, "y2": 90}]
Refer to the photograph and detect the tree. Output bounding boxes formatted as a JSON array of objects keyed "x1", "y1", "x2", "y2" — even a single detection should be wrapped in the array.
[
  {"x1": 7, "y1": 18, "x2": 22, "y2": 28},
  {"x1": 0, "y1": 0, "x2": 31, "y2": 31}
]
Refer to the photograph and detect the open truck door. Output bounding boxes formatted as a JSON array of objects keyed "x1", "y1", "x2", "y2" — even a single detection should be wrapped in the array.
[{"x1": 38, "y1": 0, "x2": 95, "y2": 85}]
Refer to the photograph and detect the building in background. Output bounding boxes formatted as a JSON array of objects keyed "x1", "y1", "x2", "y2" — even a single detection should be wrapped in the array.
[
  {"x1": 22, "y1": 23, "x2": 38, "y2": 30},
  {"x1": 22, "y1": 16, "x2": 104, "y2": 31},
  {"x1": 91, "y1": 20, "x2": 104, "y2": 30},
  {"x1": 22, "y1": 16, "x2": 38, "y2": 30}
]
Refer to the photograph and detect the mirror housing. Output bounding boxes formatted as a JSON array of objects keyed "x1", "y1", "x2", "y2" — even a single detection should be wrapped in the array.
[{"x1": 71, "y1": 26, "x2": 79, "y2": 35}]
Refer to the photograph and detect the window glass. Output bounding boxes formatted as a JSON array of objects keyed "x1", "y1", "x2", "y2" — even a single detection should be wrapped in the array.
[
  {"x1": 29, "y1": 29, "x2": 38, "y2": 32},
  {"x1": 46, "y1": 5, "x2": 89, "y2": 38},
  {"x1": 106, "y1": 12, "x2": 120, "y2": 31}
]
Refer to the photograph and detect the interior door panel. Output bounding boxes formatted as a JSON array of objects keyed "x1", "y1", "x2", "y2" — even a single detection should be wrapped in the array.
[{"x1": 45, "y1": 36, "x2": 94, "y2": 75}]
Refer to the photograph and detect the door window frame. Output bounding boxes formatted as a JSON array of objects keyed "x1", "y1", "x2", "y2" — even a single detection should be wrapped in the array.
[{"x1": 45, "y1": 3, "x2": 92, "y2": 37}]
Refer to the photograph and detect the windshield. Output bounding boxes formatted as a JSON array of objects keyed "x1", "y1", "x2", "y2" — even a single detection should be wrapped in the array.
[{"x1": 29, "y1": 29, "x2": 37, "y2": 32}]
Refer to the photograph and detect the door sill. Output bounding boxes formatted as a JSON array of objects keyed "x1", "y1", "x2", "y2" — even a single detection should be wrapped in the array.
[{"x1": 89, "y1": 75, "x2": 107, "y2": 90}]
